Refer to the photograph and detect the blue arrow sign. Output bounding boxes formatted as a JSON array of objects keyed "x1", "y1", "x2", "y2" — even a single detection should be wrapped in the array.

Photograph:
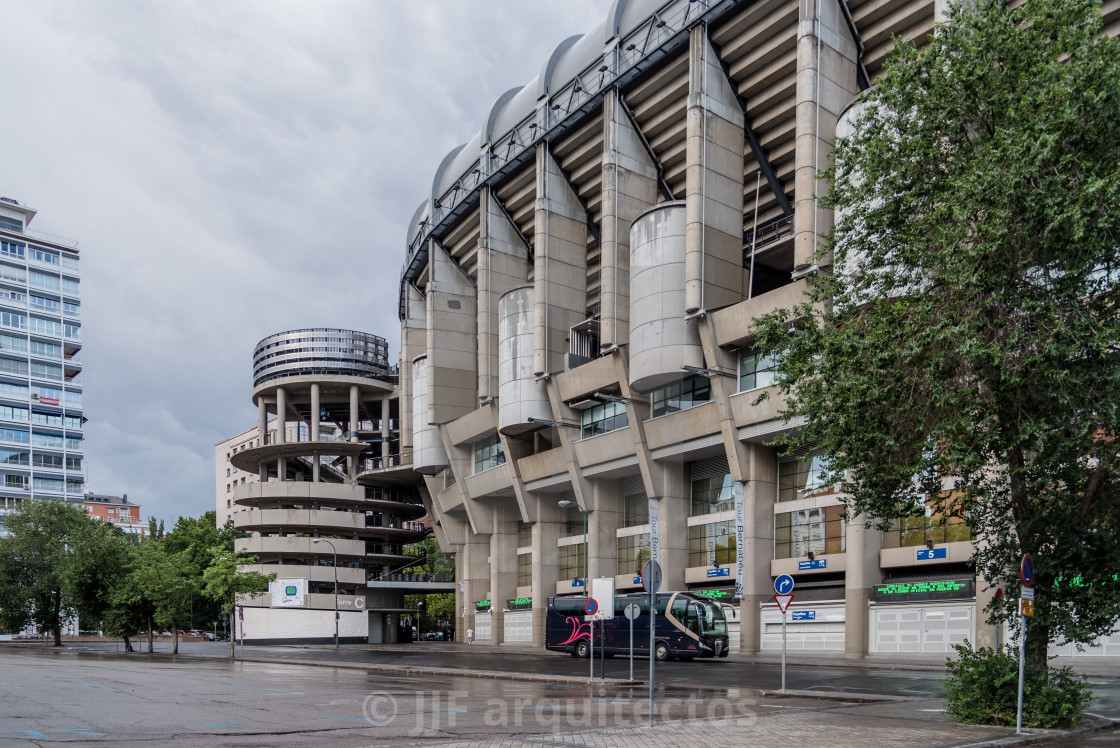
[{"x1": 774, "y1": 574, "x2": 795, "y2": 595}]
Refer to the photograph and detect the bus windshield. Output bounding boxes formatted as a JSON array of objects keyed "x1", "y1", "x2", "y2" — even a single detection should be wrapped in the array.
[{"x1": 699, "y1": 599, "x2": 728, "y2": 636}]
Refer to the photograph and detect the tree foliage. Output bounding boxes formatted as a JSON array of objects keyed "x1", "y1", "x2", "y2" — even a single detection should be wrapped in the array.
[
  {"x1": 201, "y1": 548, "x2": 274, "y2": 657},
  {"x1": 750, "y1": 0, "x2": 1120, "y2": 667}
]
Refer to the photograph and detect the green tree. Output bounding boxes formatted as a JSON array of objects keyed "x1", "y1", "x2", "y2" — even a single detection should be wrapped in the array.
[
  {"x1": 750, "y1": 0, "x2": 1120, "y2": 672},
  {"x1": 62, "y1": 517, "x2": 136, "y2": 638},
  {"x1": 162, "y1": 511, "x2": 242, "y2": 631},
  {"x1": 402, "y1": 536, "x2": 455, "y2": 638},
  {"x1": 131, "y1": 541, "x2": 197, "y2": 654},
  {"x1": 201, "y1": 548, "x2": 274, "y2": 658},
  {"x1": 0, "y1": 499, "x2": 93, "y2": 645}
]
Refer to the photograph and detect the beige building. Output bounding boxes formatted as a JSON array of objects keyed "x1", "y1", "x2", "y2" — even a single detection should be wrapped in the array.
[{"x1": 396, "y1": 0, "x2": 1120, "y2": 658}]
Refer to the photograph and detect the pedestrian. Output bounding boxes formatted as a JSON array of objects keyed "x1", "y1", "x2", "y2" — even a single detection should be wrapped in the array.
[{"x1": 466, "y1": 627, "x2": 473, "y2": 646}]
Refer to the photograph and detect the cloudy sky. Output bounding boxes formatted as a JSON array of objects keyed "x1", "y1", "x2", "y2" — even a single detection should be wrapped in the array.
[{"x1": 2, "y1": 0, "x2": 612, "y2": 525}]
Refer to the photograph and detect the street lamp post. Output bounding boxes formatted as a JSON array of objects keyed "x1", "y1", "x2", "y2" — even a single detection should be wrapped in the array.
[{"x1": 311, "y1": 538, "x2": 339, "y2": 649}]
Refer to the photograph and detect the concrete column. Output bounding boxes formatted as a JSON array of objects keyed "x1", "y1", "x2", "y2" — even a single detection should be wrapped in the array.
[
  {"x1": 600, "y1": 88, "x2": 658, "y2": 347},
  {"x1": 400, "y1": 284, "x2": 428, "y2": 454},
  {"x1": 686, "y1": 26, "x2": 746, "y2": 313},
  {"x1": 652, "y1": 464, "x2": 690, "y2": 591},
  {"x1": 845, "y1": 512, "x2": 882, "y2": 658},
  {"x1": 427, "y1": 240, "x2": 478, "y2": 424},
  {"x1": 276, "y1": 387, "x2": 287, "y2": 443},
  {"x1": 793, "y1": 0, "x2": 859, "y2": 268},
  {"x1": 310, "y1": 383, "x2": 321, "y2": 482},
  {"x1": 478, "y1": 186, "x2": 531, "y2": 400},
  {"x1": 974, "y1": 577, "x2": 1000, "y2": 650},
  {"x1": 533, "y1": 145, "x2": 588, "y2": 376},
  {"x1": 349, "y1": 385, "x2": 360, "y2": 442},
  {"x1": 457, "y1": 535, "x2": 491, "y2": 643},
  {"x1": 740, "y1": 444, "x2": 778, "y2": 654},
  {"x1": 381, "y1": 396, "x2": 391, "y2": 462},
  {"x1": 587, "y1": 482, "x2": 621, "y2": 582},
  {"x1": 531, "y1": 513, "x2": 564, "y2": 646},
  {"x1": 257, "y1": 396, "x2": 267, "y2": 445},
  {"x1": 489, "y1": 511, "x2": 520, "y2": 645}
]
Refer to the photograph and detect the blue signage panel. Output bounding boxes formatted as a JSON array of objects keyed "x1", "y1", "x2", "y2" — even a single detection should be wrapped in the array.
[
  {"x1": 633, "y1": 576, "x2": 642, "y2": 584},
  {"x1": 917, "y1": 548, "x2": 947, "y2": 561},
  {"x1": 774, "y1": 574, "x2": 795, "y2": 594},
  {"x1": 572, "y1": 578, "x2": 585, "y2": 587},
  {"x1": 791, "y1": 611, "x2": 816, "y2": 621},
  {"x1": 707, "y1": 567, "x2": 730, "y2": 578},
  {"x1": 798, "y1": 559, "x2": 827, "y2": 571}
]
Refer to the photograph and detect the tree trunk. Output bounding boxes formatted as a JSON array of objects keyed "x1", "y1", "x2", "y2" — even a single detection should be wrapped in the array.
[
  {"x1": 147, "y1": 615, "x2": 153, "y2": 653},
  {"x1": 172, "y1": 620, "x2": 179, "y2": 655},
  {"x1": 1027, "y1": 620, "x2": 1049, "y2": 673},
  {"x1": 123, "y1": 636, "x2": 133, "y2": 653},
  {"x1": 229, "y1": 611, "x2": 235, "y2": 659},
  {"x1": 53, "y1": 591, "x2": 62, "y2": 647}
]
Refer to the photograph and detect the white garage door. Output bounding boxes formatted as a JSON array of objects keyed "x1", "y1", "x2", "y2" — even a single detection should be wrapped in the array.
[
  {"x1": 504, "y1": 611, "x2": 533, "y2": 643},
  {"x1": 872, "y1": 604, "x2": 973, "y2": 654},
  {"x1": 760, "y1": 604, "x2": 845, "y2": 652},
  {"x1": 474, "y1": 612, "x2": 491, "y2": 641}
]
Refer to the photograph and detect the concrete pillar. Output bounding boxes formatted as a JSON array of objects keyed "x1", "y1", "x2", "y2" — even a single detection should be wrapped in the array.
[
  {"x1": 489, "y1": 512, "x2": 520, "y2": 645},
  {"x1": 531, "y1": 514, "x2": 564, "y2": 646},
  {"x1": 349, "y1": 385, "x2": 360, "y2": 442},
  {"x1": 600, "y1": 89, "x2": 658, "y2": 348},
  {"x1": 793, "y1": 0, "x2": 859, "y2": 268},
  {"x1": 257, "y1": 396, "x2": 267, "y2": 445},
  {"x1": 686, "y1": 26, "x2": 746, "y2": 313},
  {"x1": 400, "y1": 284, "x2": 428, "y2": 454},
  {"x1": 381, "y1": 396, "x2": 391, "y2": 462},
  {"x1": 652, "y1": 464, "x2": 690, "y2": 591},
  {"x1": 478, "y1": 186, "x2": 531, "y2": 400},
  {"x1": 276, "y1": 387, "x2": 287, "y2": 443},
  {"x1": 845, "y1": 512, "x2": 882, "y2": 658},
  {"x1": 310, "y1": 383, "x2": 320, "y2": 482},
  {"x1": 740, "y1": 444, "x2": 777, "y2": 653},
  {"x1": 457, "y1": 535, "x2": 491, "y2": 643},
  {"x1": 588, "y1": 482, "x2": 621, "y2": 582},
  {"x1": 427, "y1": 240, "x2": 479, "y2": 424},
  {"x1": 533, "y1": 145, "x2": 588, "y2": 376}
]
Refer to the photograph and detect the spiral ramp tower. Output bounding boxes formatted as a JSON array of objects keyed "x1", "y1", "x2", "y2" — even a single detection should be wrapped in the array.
[{"x1": 230, "y1": 329, "x2": 451, "y2": 645}]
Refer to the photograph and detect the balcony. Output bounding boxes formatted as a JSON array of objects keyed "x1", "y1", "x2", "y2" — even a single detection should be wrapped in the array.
[{"x1": 235, "y1": 535, "x2": 366, "y2": 557}]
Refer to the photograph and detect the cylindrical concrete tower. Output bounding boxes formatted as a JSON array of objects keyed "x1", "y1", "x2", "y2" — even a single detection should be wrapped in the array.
[
  {"x1": 498, "y1": 286, "x2": 550, "y2": 436},
  {"x1": 628, "y1": 201, "x2": 704, "y2": 392},
  {"x1": 411, "y1": 354, "x2": 448, "y2": 474}
]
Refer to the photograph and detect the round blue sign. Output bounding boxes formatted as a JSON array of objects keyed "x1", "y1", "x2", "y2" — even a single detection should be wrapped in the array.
[
  {"x1": 585, "y1": 598, "x2": 599, "y2": 616},
  {"x1": 1020, "y1": 554, "x2": 1035, "y2": 587},
  {"x1": 774, "y1": 574, "x2": 795, "y2": 595}
]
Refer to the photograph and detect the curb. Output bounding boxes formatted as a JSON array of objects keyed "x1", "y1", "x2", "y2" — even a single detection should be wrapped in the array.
[{"x1": 954, "y1": 715, "x2": 1120, "y2": 747}]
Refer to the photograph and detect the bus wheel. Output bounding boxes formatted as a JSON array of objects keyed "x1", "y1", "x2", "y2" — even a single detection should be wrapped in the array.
[
  {"x1": 654, "y1": 641, "x2": 670, "y2": 661},
  {"x1": 575, "y1": 640, "x2": 590, "y2": 658}
]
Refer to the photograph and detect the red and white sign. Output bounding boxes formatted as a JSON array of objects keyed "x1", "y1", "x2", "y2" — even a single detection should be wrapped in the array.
[{"x1": 774, "y1": 593, "x2": 794, "y2": 614}]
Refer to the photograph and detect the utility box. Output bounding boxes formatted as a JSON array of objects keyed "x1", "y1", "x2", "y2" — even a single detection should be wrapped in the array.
[{"x1": 591, "y1": 577, "x2": 615, "y2": 621}]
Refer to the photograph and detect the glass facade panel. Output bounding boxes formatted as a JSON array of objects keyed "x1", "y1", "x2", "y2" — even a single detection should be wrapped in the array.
[
  {"x1": 691, "y1": 472, "x2": 734, "y2": 515},
  {"x1": 623, "y1": 492, "x2": 648, "y2": 527},
  {"x1": 517, "y1": 552, "x2": 532, "y2": 586},
  {"x1": 739, "y1": 351, "x2": 778, "y2": 391},
  {"x1": 558, "y1": 542, "x2": 586, "y2": 581},
  {"x1": 778, "y1": 454, "x2": 834, "y2": 502},
  {"x1": 650, "y1": 375, "x2": 711, "y2": 418},
  {"x1": 580, "y1": 400, "x2": 628, "y2": 439},
  {"x1": 472, "y1": 438, "x2": 505, "y2": 473},
  {"x1": 616, "y1": 533, "x2": 650, "y2": 576},
  {"x1": 688, "y1": 521, "x2": 736, "y2": 567},
  {"x1": 774, "y1": 506, "x2": 846, "y2": 558}
]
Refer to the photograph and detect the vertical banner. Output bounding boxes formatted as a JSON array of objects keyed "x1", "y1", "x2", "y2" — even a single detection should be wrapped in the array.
[
  {"x1": 648, "y1": 497, "x2": 660, "y2": 563},
  {"x1": 734, "y1": 482, "x2": 746, "y2": 599}
]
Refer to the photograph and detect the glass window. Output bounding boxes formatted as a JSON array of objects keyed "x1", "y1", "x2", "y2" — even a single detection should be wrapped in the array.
[
  {"x1": 32, "y1": 432, "x2": 64, "y2": 448},
  {"x1": 616, "y1": 533, "x2": 650, "y2": 576},
  {"x1": 739, "y1": 351, "x2": 778, "y2": 392},
  {"x1": 28, "y1": 271, "x2": 60, "y2": 292},
  {"x1": 517, "y1": 522, "x2": 532, "y2": 548},
  {"x1": 472, "y1": 438, "x2": 505, "y2": 473},
  {"x1": 4, "y1": 474, "x2": 28, "y2": 489},
  {"x1": 0, "y1": 358, "x2": 27, "y2": 377},
  {"x1": 30, "y1": 361, "x2": 62, "y2": 381},
  {"x1": 63, "y1": 301, "x2": 79, "y2": 317},
  {"x1": 0, "y1": 427, "x2": 30, "y2": 443},
  {"x1": 777, "y1": 454, "x2": 834, "y2": 502},
  {"x1": 29, "y1": 318, "x2": 61, "y2": 337},
  {"x1": 0, "y1": 240, "x2": 25, "y2": 259},
  {"x1": 0, "y1": 334, "x2": 27, "y2": 353},
  {"x1": 64, "y1": 390, "x2": 80, "y2": 404},
  {"x1": 29, "y1": 295, "x2": 60, "y2": 313},
  {"x1": 558, "y1": 542, "x2": 586, "y2": 582},
  {"x1": 688, "y1": 521, "x2": 736, "y2": 567},
  {"x1": 64, "y1": 324, "x2": 80, "y2": 340},
  {"x1": 28, "y1": 247, "x2": 59, "y2": 265},
  {"x1": 0, "y1": 405, "x2": 28, "y2": 422},
  {"x1": 65, "y1": 456, "x2": 81, "y2": 471},
  {"x1": 60, "y1": 254, "x2": 78, "y2": 270},
  {"x1": 774, "y1": 506, "x2": 846, "y2": 559},
  {"x1": 0, "y1": 449, "x2": 28, "y2": 465},
  {"x1": 562, "y1": 504, "x2": 585, "y2": 537},
  {"x1": 580, "y1": 401, "x2": 628, "y2": 439},
  {"x1": 33, "y1": 476, "x2": 64, "y2": 492},
  {"x1": 31, "y1": 411, "x2": 62, "y2": 427},
  {"x1": 517, "y1": 552, "x2": 532, "y2": 586},
  {"x1": 66, "y1": 480, "x2": 82, "y2": 494},
  {"x1": 881, "y1": 500, "x2": 972, "y2": 548},
  {"x1": 65, "y1": 436, "x2": 82, "y2": 450},
  {"x1": 30, "y1": 339, "x2": 61, "y2": 358},
  {"x1": 0, "y1": 380, "x2": 27, "y2": 396},
  {"x1": 650, "y1": 375, "x2": 712, "y2": 418},
  {"x1": 623, "y1": 492, "x2": 648, "y2": 527},
  {"x1": 61, "y1": 277, "x2": 79, "y2": 296},
  {"x1": 0, "y1": 311, "x2": 26, "y2": 330},
  {"x1": 32, "y1": 453, "x2": 63, "y2": 469},
  {"x1": 691, "y1": 472, "x2": 734, "y2": 515}
]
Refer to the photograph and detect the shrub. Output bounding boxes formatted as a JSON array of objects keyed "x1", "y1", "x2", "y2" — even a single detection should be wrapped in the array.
[{"x1": 944, "y1": 643, "x2": 1093, "y2": 728}]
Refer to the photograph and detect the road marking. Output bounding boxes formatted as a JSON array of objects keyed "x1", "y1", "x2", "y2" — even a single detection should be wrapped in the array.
[
  {"x1": 0, "y1": 732, "x2": 48, "y2": 739},
  {"x1": 48, "y1": 729, "x2": 107, "y2": 736},
  {"x1": 184, "y1": 723, "x2": 254, "y2": 730}
]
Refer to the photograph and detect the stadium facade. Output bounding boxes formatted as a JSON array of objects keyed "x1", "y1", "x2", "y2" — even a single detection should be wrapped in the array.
[{"x1": 396, "y1": 0, "x2": 1120, "y2": 657}]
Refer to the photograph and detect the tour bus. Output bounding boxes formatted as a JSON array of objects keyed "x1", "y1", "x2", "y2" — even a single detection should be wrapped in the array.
[{"x1": 545, "y1": 591, "x2": 730, "y2": 660}]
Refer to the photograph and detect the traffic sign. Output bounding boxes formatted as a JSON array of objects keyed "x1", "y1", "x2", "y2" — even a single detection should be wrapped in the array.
[
  {"x1": 624, "y1": 603, "x2": 641, "y2": 620},
  {"x1": 774, "y1": 593, "x2": 794, "y2": 614},
  {"x1": 641, "y1": 560, "x2": 662, "y2": 594},
  {"x1": 774, "y1": 574, "x2": 795, "y2": 595},
  {"x1": 584, "y1": 598, "x2": 598, "y2": 616},
  {"x1": 1020, "y1": 598, "x2": 1035, "y2": 617},
  {"x1": 1021, "y1": 587, "x2": 1035, "y2": 600},
  {"x1": 1020, "y1": 554, "x2": 1035, "y2": 587}
]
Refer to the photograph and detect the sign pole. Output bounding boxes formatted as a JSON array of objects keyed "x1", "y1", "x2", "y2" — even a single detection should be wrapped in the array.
[
  {"x1": 773, "y1": 574, "x2": 795, "y2": 693},
  {"x1": 589, "y1": 619, "x2": 595, "y2": 684},
  {"x1": 1016, "y1": 608, "x2": 1026, "y2": 733},
  {"x1": 648, "y1": 586, "x2": 654, "y2": 727},
  {"x1": 629, "y1": 613, "x2": 634, "y2": 682},
  {"x1": 781, "y1": 611, "x2": 787, "y2": 693},
  {"x1": 1016, "y1": 553, "x2": 1035, "y2": 735}
]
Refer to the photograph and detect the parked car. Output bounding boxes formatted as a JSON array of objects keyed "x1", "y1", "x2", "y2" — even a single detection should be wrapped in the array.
[{"x1": 421, "y1": 632, "x2": 445, "y2": 641}]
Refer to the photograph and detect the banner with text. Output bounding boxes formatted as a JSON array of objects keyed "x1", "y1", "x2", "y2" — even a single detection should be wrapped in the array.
[{"x1": 734, "y1": 482, "x2": 745, "y2": 599}]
